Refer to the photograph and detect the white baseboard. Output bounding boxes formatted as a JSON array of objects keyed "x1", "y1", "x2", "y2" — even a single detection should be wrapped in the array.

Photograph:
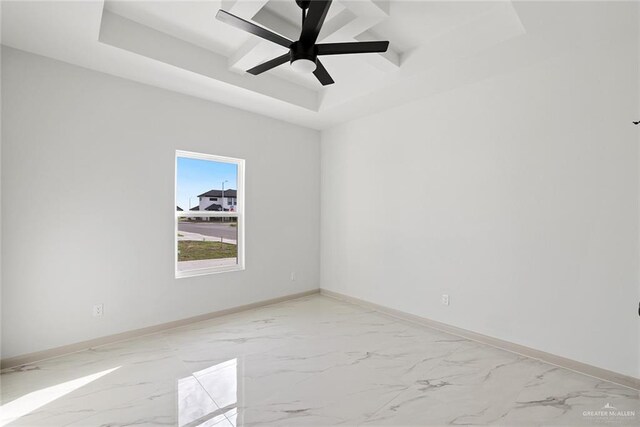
[
  {"x1": 320, "y1": 289, "x2": 640, "y2": 391},
  {"x1": 1, "y1": 289, "x2": 320, "y2": 370}
]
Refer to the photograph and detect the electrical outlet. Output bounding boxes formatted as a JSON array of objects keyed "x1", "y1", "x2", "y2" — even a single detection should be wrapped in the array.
[
  {"x1": 441, "y1": 294, "x2": 450, "y2": 306},
  {"x1": 290, "y1": 272, "x2": 296, "y2": 281},
  {"x1": 93, "y1": 304, "x2": 104, "y2": 317}
]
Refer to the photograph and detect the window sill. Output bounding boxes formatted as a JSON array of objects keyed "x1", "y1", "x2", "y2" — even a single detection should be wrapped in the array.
[{"x1": 175, "y1": 264, "x2": 245, "y2": 279}]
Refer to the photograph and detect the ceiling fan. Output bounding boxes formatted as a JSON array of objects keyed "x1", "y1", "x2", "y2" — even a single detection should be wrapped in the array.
[{"x1": 216, "y1": 0, "x2": 389, "y2": 86}]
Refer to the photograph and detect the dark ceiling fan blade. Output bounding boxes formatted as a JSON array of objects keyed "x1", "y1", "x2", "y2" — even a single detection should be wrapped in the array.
[
  {"x1": 317, "y1": 41, "x2": 389, "y2": 55},
  {"x1": 313, "y1": 59, "x2": 334, "y2": 86},
  {"x1": 216, "y1": 10, "x2": 292, "y2": 48},
  {"x1": 247, "y1": 53, "x2": 290, "y2": 75},
  {"x1": 299, "y1": 0, "x2": 332, "y2": 46}
]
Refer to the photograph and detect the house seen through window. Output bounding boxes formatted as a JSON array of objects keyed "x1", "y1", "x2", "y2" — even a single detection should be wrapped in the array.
[{"x1": 175, "y1": 151, "x2": 244, "y2": 277}]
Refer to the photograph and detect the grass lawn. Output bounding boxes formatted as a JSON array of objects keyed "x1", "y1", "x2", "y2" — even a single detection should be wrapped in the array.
[{"x1": 178, "y1": 240, "x2": 237, "y2": 261}]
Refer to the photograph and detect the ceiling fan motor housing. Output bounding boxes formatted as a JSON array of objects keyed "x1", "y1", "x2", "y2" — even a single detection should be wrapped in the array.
[{"x1": 290, "y1": 41, "x2": 317, "y2": 65}]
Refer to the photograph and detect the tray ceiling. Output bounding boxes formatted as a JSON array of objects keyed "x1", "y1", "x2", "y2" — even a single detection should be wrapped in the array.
[{"x1": 2, "y1": 1, "x2": 632, "y2": 129}]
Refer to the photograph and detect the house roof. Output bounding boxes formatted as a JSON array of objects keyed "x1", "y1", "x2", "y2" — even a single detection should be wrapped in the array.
[
  {"x1": 176, "y1": 206, "x2": 183, "y2": 211},
  {"x1": 189, "y1": 206, "x2": 199, "y2": 211},
  {"x1": 205, "y1": 203, "x2": 223, "y2": 211},
  {"x1": 198, "y1": 189, "x2": 237, "y2": 198}
]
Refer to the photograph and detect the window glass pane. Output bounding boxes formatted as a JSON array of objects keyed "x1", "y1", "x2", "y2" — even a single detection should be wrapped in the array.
[
  {"x1": 177, "y1": 217, "x2": 238, "y2": 271},
  {"x1": 176, "y1": 157, "x2": 238, "y2": 213},
  {"x1": 176, "y1": 153, "x2": 242, "y2": 276}
]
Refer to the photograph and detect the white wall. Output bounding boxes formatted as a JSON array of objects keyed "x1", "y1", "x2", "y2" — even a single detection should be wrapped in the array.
[
  {"x1": 0, "y1": 20, "x2": 4, "y2": 363},
  {"x1": 1, "y1": 48, "x2": 320, "y2": 359},
  {"x1": 637, "y1": 4, "x2": 640, "y2": 379},
  {"x1": 321, "y1": 7, "x2": 639, "y2": 377}
]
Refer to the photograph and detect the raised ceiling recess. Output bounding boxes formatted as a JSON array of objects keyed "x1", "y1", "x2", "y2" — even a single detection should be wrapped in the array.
[{"x1": 1, "y1": 1, "x2": 543, "y2": 128}]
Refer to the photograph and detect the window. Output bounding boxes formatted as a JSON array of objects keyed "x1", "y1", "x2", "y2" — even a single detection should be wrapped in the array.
[{"x1": 175, "y1": 151, "x2": 244, "y2": 277}]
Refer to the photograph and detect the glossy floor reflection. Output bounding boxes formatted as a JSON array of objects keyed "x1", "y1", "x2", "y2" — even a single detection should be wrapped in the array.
[{"x1": 1, "y1": 295, "x2": 638, "y2": 426}]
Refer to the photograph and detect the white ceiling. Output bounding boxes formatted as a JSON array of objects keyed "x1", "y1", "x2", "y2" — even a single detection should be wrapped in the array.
[{"x1": 1, "y1": 1, "x2": 635, "y2": 129}]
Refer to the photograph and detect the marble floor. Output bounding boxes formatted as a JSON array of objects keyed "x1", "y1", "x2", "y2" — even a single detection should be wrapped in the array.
[{"x1": 1, "y1": 295, "x2": 638, "y2": 426}]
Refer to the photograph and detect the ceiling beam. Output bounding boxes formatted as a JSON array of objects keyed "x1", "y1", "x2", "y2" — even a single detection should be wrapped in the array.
[
  {"x1": 221, "y1": 0, "x2": 269, "y2": 20},
  {"x1": 319, "y1": 1, "x2": 399, "y2": 71}
]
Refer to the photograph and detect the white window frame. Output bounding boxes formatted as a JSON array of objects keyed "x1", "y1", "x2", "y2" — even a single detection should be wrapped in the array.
[{"x1": 175, "y1": 150, "x2": 245, "y2": 278}]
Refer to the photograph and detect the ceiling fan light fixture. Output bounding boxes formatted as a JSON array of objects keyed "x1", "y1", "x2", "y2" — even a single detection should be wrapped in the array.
[{"x1": 290, "y1": 58, "x2": 317, "y2": 73}]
